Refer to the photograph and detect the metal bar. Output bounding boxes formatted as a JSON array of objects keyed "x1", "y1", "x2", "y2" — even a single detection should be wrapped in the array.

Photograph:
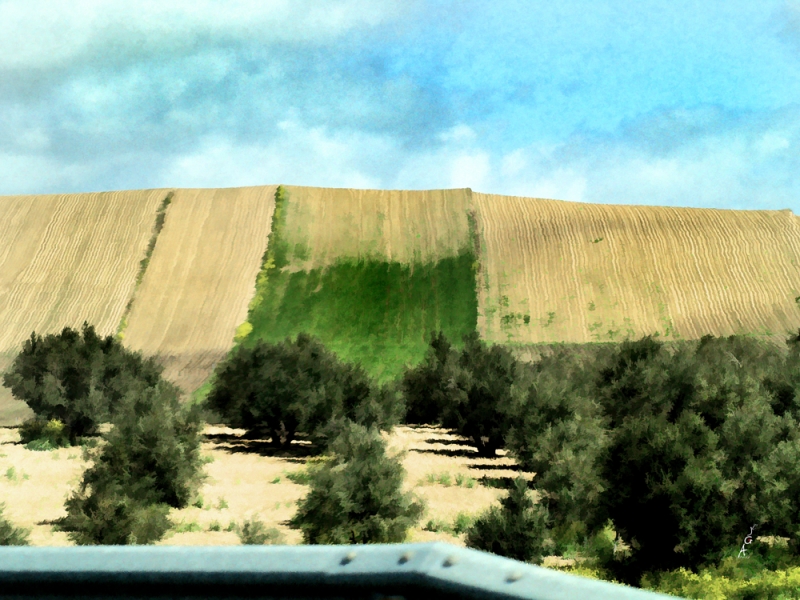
[{"x1": 0, "y1": 542, "x2": 682, "y2": 599}]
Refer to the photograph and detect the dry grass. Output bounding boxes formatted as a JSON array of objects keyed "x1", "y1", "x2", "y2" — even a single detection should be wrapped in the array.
[
  {"x1": 122, "y1": 186, "x2": 278, "y2": 394},
  {"x1": 473, "y1": 193, "x2": 800, "y2": 348},
  {"x1": 0, "y1": 424, "x2": 521, "y2": 548},
  {"x1": 280, "y1": 186, "x2": 473, "y2": 267},
  {"x1": 0, "y1": 190, "x2": 168, "y2": 424}
]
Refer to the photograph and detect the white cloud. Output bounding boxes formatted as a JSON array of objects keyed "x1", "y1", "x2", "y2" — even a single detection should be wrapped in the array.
[
  {"x1": 156, "y1": 122, "x2": 391, "y2": 190},
  {"x1": 438, "y1": 124, "x2": 477, "y2": 144},
  {"x1": 448, "y1": 152, "x2": 491, "y2": 189},
  {"x1": 0, "y1": 0, "x2": 407, "y2": 71},
  {"x1": 755, "y1": 132, "x2": 791, "y2": 155}
]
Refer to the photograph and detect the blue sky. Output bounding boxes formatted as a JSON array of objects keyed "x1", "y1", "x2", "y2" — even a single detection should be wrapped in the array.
[{"x1": 1, "y1": 0, "x2": 799, "y2": 212}]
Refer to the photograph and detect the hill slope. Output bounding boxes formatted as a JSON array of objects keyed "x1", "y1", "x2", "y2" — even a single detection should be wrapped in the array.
[
  {"x1": 0, "y1": 189, "x2": 168, "y2": 424},
  {"x1": 121, "y1": 185, "x2": 277, "y2": 395},
  {"x1": 1, "y1": 184, "x2": 799, "y2": 424},
  {"x1": 473, "y1": 192, "x2": 800, "y2": 350}
]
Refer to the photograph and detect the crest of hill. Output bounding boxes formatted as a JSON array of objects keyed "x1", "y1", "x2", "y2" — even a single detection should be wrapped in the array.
[
  {"x1": 280, "y1": 185, "x2": 473, "y2": 267},
  {"x1": 473, "y1": 192, "x2": 800, "y2": 351}
]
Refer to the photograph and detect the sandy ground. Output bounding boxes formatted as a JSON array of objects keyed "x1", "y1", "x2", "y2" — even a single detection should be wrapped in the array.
[{"x1": 0, "y1": 424, "x2": 556, "y2": 554}]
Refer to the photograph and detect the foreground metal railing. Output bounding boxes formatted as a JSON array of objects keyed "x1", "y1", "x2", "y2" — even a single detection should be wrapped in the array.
[{"x1": 0, "y1": 542, "x2": 682, "y2": 599}]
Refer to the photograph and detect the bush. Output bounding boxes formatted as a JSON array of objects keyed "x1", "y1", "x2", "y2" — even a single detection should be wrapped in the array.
[
  {"x1": 289, "y1": 420, "x2": 425, "y2": 544},
  {"x1": 504, "y1": 347, "x2": 611, "y2": 552},
  {"x1": 57, "y1": 481, "x2": 171, "y2": 545},
  {"x1": 80, "y1": 382, "x2": 207, "y2": 509},
  {"x1": 465, "y1": 477, "x2": 552, "y2": 564},
  {"x1": 19, "y1": 418, "x2": 70, "y2": 450},
  {"x1": 2, "y1": 323, "x2": 164, "y2": 443},
  {"x1": 235, "y1": 516, "x2": 286, "y2": 545},
  {"x1": 57, "y1": 382, "x2": 207, "y2": 545},
  {"x1": 206, "y1": 334, "x2": 398, "y2": 450},
  {"x1": 0, "y1": 503, "x2": 31, "y2": 546},
  {"x1": 583, "y1": 334, "x2": 800, "y2": 586}
]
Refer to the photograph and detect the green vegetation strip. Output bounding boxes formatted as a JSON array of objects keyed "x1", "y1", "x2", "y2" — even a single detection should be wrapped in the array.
[
  {"x1": 116, "y1": 191, "x2": 174, "y2": 340},
  {"x1": 234, "y1": 186, "x2": 479, "y2": 384}
]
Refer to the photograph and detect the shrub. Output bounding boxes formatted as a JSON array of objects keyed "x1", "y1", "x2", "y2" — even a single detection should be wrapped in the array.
[
  {"x1": 2, "y1": 323, "x2": 164, "y2": 443},
  {"x1": 78, "y1": 382, "x2": 207, "y2": 509},
  {"x1": 206, "y1": 334, "x2": 398, "y2": 450},
  {"x1": 19, "y1": 418, "x2": 70, "y2": 450},
  {"x1": 56, "y1": 481, "x2": 171, "y2": 545},
  {"x1": 57, "y1": 382, "x2": 207, "y2": 545},
  {"x1": 465, "y1": 477, "x2": 552, "y2": 564},
  {"x1": 0, "y1": 503, "x2": 31, "y2": 546},
  {"x1": 236, "y1": 516, "x2": 286, "y2": 545},
  {"x1": 452, "y1": 512, "x2": 475, "y2": 535},
  {"x1": 289, "y1": 420, "x2": 425, "y2": 544},
  {"x1": 584, "y1": 334, "x2": 800, "y2": 586}
]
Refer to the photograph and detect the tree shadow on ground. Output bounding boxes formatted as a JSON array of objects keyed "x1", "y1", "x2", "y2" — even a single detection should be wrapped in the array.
[
  {"x1": 476, "y1": 475, "x2": 533, "y2": 490},
  {"x1": 468, "y1": 462, "x2": 521, "y2": 471},
  {"x1": 203, "y1": 432, "x2": 320, "y2": 461},
  {"x1": 408, "y1": 447, "x2": 483, "y2": 458},
  {"x1": 423, "y1": 437, "x2": 474, "y2": 447}
]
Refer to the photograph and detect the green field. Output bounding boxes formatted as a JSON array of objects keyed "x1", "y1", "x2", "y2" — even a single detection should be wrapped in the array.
[{"x1": 243, "y1": 251, "x2": 478, "y2": 384}]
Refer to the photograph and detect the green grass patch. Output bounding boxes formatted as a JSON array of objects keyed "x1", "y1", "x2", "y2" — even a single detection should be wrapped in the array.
[
  {"x1": 231, "y1": 186, "x2": 479, "y2": 384},
  {"x1": 242, "y1": 251, "x2": 478, "y2": 384},
  {"x1": 117, "y1": 191, "x2": 174, "y2": 340}
]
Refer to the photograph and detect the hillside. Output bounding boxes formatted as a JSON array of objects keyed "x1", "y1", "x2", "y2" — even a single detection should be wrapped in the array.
[
  {"x1": 473, "y1": 193, "x2": 800, "y2": 351},
  {"x1": 237, "y1": 185, "x2": 478, "y2": 384},
  {"x1": 0, "y1": 189, "x2": 169, "y2": 424},
  {"x1": 121, "y1": 185, "x2": 278, "y2": 395},
  {"x1": 1, "y1": 184, "x2": 799, "y2": 424}
]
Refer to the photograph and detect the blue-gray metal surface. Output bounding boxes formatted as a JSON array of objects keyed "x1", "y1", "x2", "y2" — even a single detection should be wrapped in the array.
[{"x1": 0, "y1": 542, "x2": 683, "y2": 599}]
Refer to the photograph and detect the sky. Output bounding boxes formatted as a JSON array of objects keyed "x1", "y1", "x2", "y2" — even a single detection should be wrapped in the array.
[{"x1": 1, "y1": 0, "x2": 800, "y2": 212}]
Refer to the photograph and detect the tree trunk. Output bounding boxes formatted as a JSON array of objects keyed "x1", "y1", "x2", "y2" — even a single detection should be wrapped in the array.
[
  {"x1": 281, "y1": 428, "x2": 296, "y2": 449},
  {"x1": 473, "y1": 436, "x2": 497, "y2": 458}
]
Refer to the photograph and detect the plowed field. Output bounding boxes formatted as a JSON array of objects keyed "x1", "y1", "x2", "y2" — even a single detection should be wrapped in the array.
[
  {"x1": 473, "y1": 193, "x2": 800, "y2": 349},
  {"x1": 280, "y1": 186, "x2": 473, "y2": 266},
  {"x1": 122, "y1": 186, "x2": 277, "y2": 395},
  {"x1": 0, "y1": 190, "x2": 168, "y2": 424}
]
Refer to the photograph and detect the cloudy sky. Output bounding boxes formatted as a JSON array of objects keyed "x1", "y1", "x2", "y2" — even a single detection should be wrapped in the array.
[{"x1": 2, "y1": 0, "x2": 799, "y2": 212}]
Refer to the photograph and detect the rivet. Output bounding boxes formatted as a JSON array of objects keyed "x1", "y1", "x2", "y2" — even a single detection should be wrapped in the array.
[
  {"x1": 443, "y1": 555, "x2": 459, "y2": 567},
  {"x1": 341, "y1": 551, "x2": 357, "y2": 565},
  {"x1": 398, "y1": 551, "x2": 414, "y2": 564},
  {"x1": 506, "y1": 571, "x2": 523, "y2": 582}
]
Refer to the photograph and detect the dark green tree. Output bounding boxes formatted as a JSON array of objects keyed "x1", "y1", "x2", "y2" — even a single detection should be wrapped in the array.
[
  {"x1": 440, "y1": 332, "x2": 520, "y2": 457},
  {"x1": 289, "y1": 420, "x2": 425, "y2": 544},
  {"x1": 504, "y1": 347, "x2": 612, "y2": 553},
  {"x1": 0, "y1": 503, "x2": 31, "y2": 546},
  {"x1": 400, "y1": 330, "x2": 459, "y2": 425},
  {"x1": 57, "y1": 382, "x2": 207, "y2": 544},
  {"x1": 465, "y1": 477, "x2": 552, "y2": 564},
  {"x1": 2, "y1": 323, "x2": 163, "y2": 443},
  {"x1": 206, "y1": 333, "x2": 397, "y2": 449},
  {"x1": 584, "y1": 334, "x2": 800, "y2": 586}
]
